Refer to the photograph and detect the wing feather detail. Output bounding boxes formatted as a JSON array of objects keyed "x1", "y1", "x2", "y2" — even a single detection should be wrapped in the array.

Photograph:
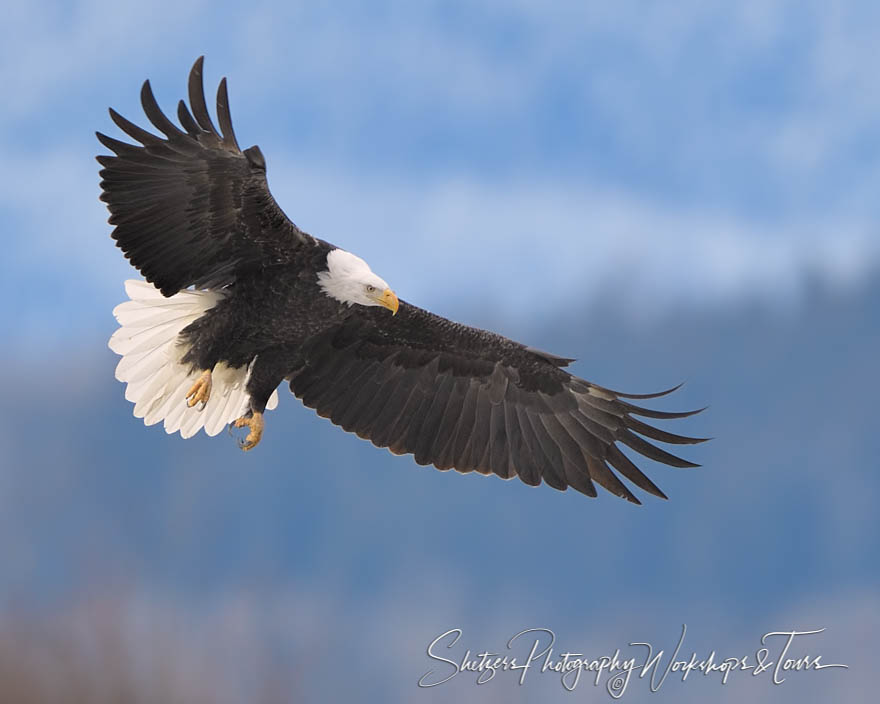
[
  {"x1": 289, "y1": 304, "x2": 706, "y2": 503},
  {"x1": 97, "y1": 56, "x2": 309, "y2": 296}
]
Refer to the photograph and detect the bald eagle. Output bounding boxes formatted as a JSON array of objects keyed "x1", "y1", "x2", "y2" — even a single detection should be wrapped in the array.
[{"x1": 99, "y1": 58, "x2": 705, "y2": 504}]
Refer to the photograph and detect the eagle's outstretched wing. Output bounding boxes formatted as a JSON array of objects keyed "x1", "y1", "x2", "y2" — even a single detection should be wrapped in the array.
[
  {"x1": 290, "y1": 302, "x2": 706, "y2": 504},
  {"x1": 97, "y1": 57, "x2": 309, "y2": 296}
]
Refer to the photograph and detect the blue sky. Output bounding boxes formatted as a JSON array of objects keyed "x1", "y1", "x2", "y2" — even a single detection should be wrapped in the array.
[
  {"x1": 0, "y1": 2, "x2": 877, "y2": 702},
  {"x1": 2, "y1": 0, "x2": 879, "y2": 357}
]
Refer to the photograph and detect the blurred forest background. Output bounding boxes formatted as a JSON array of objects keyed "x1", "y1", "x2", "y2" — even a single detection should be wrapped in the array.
[{"x1": 1, "y1": 1, "x2": 876, "y2": 701}]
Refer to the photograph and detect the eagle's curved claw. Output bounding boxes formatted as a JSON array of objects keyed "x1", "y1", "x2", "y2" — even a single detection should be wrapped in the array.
[
  {"x1": 186, "y1": 369, "x2": 212, "y2": 409},
  {"x1": 233, "y1": 411, "x2": 264, "y2": 451}
]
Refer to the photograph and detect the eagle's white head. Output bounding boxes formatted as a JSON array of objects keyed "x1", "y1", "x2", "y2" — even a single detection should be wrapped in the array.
[{"x1": 317, "y1": 248, "x2": 399, "y2": 314}]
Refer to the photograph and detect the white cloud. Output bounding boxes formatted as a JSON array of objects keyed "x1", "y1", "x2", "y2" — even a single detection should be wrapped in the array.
[
  {"x1": 266, "y1": 162, "x2": 879, "y2": 321},
  {"x1": 3, "y1": 144, "x2": 877, "y2": 362}
]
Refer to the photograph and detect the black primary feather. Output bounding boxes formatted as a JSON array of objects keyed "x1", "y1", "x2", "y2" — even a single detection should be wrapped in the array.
[{"x1": 97, "y1": 56, "x2": 309, "y2": 296}]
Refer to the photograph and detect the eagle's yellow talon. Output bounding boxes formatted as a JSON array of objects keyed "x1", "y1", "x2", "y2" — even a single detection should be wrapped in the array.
[
  {"x1": 185, "y1": 369, "x2": 212, "y2": 408},
  {"x1": 233, "y1": 411, "x2": 264, "y2": 451}
]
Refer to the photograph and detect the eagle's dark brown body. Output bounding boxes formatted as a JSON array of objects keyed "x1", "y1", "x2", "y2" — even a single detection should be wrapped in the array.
[{"x1": 100, "y1": 58, "x2": 706, "y2": 502}]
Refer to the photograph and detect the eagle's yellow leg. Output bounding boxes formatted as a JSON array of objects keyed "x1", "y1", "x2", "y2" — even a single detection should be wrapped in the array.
[
  {"x1": 233, "y1": 411, "x2": 264, "y2": 451},
  {"x1": 185, "y1": 369, "x2": 213, "y2": 408}
]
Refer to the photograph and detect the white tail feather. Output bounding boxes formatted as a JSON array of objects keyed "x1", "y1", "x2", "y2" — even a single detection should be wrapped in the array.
[{"x1": 109, "y1": 280, "x2": 279, "y2": 438}]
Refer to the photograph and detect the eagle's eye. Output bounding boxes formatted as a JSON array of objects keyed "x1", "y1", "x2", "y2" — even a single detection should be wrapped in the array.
[{"x1": 366, "y1": 284, "x2": 376, "y2": 293}]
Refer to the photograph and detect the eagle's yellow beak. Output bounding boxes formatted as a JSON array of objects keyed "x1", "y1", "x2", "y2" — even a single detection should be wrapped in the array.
[{"x1": 379, "y1": 288, "x2": 399, "y2": 315}]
